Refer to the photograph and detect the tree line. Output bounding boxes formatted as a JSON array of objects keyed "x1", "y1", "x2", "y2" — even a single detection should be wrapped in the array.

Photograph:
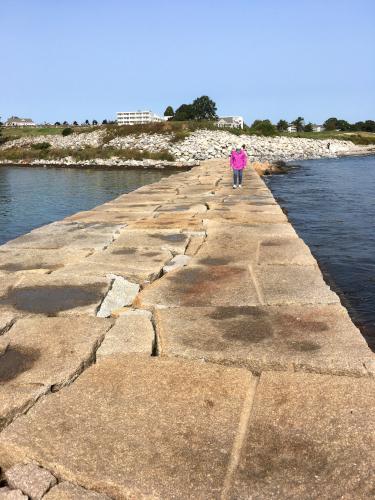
[
  {"x1": 276, "y1": 117, "x2": 375, "y2": 133},
  {"x1": 163, "y1": 96, "x2": 218, "y2": 121}
]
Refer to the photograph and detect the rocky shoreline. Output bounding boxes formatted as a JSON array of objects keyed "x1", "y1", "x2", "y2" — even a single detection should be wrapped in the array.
[{"x1": 1, "y1": 129, "x2": 374, "y2": 171}]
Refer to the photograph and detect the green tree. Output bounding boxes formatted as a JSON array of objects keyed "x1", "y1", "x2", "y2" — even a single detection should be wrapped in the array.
[
  {"x1": 304, "y1": 122, "x2": 313, "y2": 132},
  {"x1": 250, "y1": 119, "x2": 277, "y2": 136},
  {"x1": 102, "y1": 119, "x2": 108, "y2": 125},
  {"x1": 336, "y1": 119, "x2": 350, "y2": 131},
  {"x1": 54, "y1": 121, "x2": 61, "y2": 126},
  {"x1": 92, "y1": 119, "x2": 98, "y2": 125},
  {"x1": 173, "y1": 104, "x2": 196, "y2": 121},
  {"x1": 292, "y1": 116, "x2": 305, "y2": 132},
  {"x1": 85, "y1": 119, "x2": 90, "y2": 126},
  {"x1": 276, "y1": 119, "x2": 288, "y2": 131},
  {"x1": 323, "y1": 117, "x2": 338, "y2": 131},
  {"x1": 363, "y1": 120, "x2": 375, "y2": 132},
  {"x1": 73, "y1": 121, "x2": 78, "y2": 126},
  {"x1": 164, "y1": 106, "x2": 174, "y2": 117},
  {"x1": 192, "y1": 95, "x2": 218, "y2": 120}
]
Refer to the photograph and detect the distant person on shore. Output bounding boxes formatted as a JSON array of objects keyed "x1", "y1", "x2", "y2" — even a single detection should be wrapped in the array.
[
  {"x1": 327, "y1": 142, "x2": 331, "y2": 150},
  {"x1": 230, "y1": 145, "x2": 247, "y2": 189}
]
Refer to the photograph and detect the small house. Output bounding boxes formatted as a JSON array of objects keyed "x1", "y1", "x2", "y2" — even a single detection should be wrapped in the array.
[
  {"x1": 5, "y1": 116, "x2": 36, "y2": 127},
  {"x1": 217, "y1": 116, "x2": 244, "y2": 129}
]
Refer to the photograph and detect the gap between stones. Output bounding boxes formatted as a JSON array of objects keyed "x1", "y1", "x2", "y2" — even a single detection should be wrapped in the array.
[
  {"x1": 221, "y1": 374, "x2": 259, "y2": 500},
  {"x1": 0, "y1": 320, "x2": 116, "y2": 433}
]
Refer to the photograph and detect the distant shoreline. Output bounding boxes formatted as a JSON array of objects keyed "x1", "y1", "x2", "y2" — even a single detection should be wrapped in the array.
[{"x1": 1, "y1": 148, "x2": 374, "y2": 172}]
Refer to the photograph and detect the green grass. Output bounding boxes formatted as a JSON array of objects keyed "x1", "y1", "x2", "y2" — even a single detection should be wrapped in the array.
[
  {"x1": 279, "y1": 130, "x2": 375, "y2": 145},
  {"x1": 2, "y1": 126, "x2": 65, "y2": 139}
]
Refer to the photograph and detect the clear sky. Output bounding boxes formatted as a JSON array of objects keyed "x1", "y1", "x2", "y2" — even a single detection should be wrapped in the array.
[{"x1": 1, "y1": 0, "x2": 374, "y2": 125}]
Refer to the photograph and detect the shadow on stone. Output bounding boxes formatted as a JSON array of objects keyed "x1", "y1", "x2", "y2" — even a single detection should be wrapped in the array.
[
  {"x1": 0, "y1": 285, "x2": 105, "y2": 315},
  {"x1": 0, "y1": 347, "x2": 40, "y2": 382}
]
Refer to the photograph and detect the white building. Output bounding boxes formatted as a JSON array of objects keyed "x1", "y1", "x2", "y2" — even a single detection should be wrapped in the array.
[
  {"x1": 116, "y1": 110, "x2": 165, "y2": 125},
  {"x1": 312, "y1": 124, "x2": 324, "y2": 132},
  {"x1": 287, "y1": 124, "x2": 297, "y2": 133},
  {"x1": 217, "y1": 116, "x2": 244, "y2": 129},
  {"x1": 5, "y1": 116, "x2": 36, "y2": 127}
]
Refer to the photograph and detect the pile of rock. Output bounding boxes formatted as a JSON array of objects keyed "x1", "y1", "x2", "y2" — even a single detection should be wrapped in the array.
[
  {"x1": 1, "y1": 127, "x2": 371, "y2": 166},
  {"x1": 106, "y1": 133, "x2": 173, "y2": 152},
  {"x1": 169, "y1": 130, "x2": 365, "y2": 162},
  {"x1": 6, "y1": 157, "x2": 199, "y2": 169},
  {"x1": 2, "y1": 130, "x2": 105, "y2": 151}
]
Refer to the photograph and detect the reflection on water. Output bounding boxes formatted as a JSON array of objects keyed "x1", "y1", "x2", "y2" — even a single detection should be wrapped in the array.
[
  {"x1": 0, "y1": 165, "x2": 171, "y2": 245},
  {"x1": 266, "y1": 155, "x2": 375, "y2": 350}
]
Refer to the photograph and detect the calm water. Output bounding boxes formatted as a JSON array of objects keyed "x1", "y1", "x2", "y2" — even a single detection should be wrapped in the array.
[
  {"x1": 0, "y1": 165, "x2": 171, "y2": 245},
  {"x1": 266, "y1": 155, "x2": 375, "y2": 350}
]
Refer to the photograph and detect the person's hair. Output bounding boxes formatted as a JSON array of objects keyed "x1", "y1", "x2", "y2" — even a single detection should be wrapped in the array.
[{"x1": 242, "y1": 144, "x2": 246, "y2": 148}]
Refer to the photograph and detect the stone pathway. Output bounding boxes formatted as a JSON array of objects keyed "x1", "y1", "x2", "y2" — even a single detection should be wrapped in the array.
[{"x1": 0, "y1": 159, "x2": 374, "y2": 499}]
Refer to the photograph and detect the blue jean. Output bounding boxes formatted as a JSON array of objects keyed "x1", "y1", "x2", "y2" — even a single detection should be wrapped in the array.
[{"x1": 233, "y1": 169, "x2": 243, "y2": 185}]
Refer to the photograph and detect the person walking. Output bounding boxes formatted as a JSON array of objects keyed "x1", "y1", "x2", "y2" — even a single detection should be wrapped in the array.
[{"x1": 230, "y1": 145, "x2": 247, "y2": 188}]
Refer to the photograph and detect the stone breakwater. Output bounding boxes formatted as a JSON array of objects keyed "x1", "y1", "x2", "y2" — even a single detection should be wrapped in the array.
[
  {"x1": 0, "y1": 159, "x2": 374, "y2": 498},
  {"x1": 1, "y1": 128, "x2": 373, "y2": 168}
]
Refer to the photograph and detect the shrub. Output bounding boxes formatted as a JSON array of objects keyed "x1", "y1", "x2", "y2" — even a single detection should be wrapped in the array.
[
  {"x1": 170, "y1": 130, "x2": 190, "y2": 143},
  {"x1": 62, "y1": 127, "x2": 73, "y2": 136},
  {"x1": 31, "y1": 142, "x2": 51, "y2": 150},
  {"x1": 249, "y1": 120, "x2": 277, "y2": 137}
]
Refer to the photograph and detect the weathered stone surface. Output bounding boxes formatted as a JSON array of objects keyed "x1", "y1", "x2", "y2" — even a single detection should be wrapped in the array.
[
  {"x1": 185, "y1": 234, "x2": 205, "y2": 256},
  {"x1": 65, "y1": 209, "x2": 148, "y2": 224},
  {"x1": 110, "y1": 229, "x2": 190, "y2": 255},
  {"x1": 128, "y1": 213, "x2": 204, "y2": 232},
  {"x1": 0, "y1": 337, "x2": 9, "y2": 356},
  {"x1": 94, "y1": 201, "x2": 160, "y2": 213},
  {"x1": 0, "y1": 488, "x2": 27, "y2": 499},
  {"x1": 258, "y1": 237, "x2": 316, "y2": 265},
  {"x1": 136, "y1": 264, "x2": 261, "y2": 308},
  {"x1": 96, "y1": 314, "x2": 154, "y2": 358},
  {"x1": 44, "y1": 482, "x2": 110, "y2": 499},
  {"x1": 3, "y1": 222, "x2": 122, "y2": 251},
  {"x1": 0, "y1": 274, "x2": 110, "y2": 316},
  {"x1": 162, "y1": 254, "x2": 191, "y2": 273},
  {"x1": 0, "y1": 316, "x2": 111, "y2": 429},
  {"x1": 230, "y1": 372, "x2": 375, "y2": 499},
  {"x1": 255, "y1": 264, "x2": 339, "y2": 305},
  {"x1": 207, "y1": 202, "x2": 282, "y2": 214},
  {"x1": 156, "y1": 203, "x2": 207, "y2": 214},
  {"x1": 96, "y1": 276, "x2": 139, "y2": 318},
  {"x1": 112, "y1": 307, "x2": 152, "y2": 319},
  {"x1": 54, "y1": 244, "x2": 171, "y2": 284},
  {"x1": 155, "y1": 304, "x2": 375, "y2": 376},
  {"x1": 5, "y1": 463, "x2": 57, "y2": 500},
  {"x1": 0, "y1": 249, "x2": 90, "y2": 274},
  {"x1": 0, "y1": 355, "x2": 254, "y2": 499},
  {"x1": 203, "y1": 209, "x2": 287, "y2": 224},
  {"x1": 0, "y1": 308, "x2": 16, "y2": 335}
]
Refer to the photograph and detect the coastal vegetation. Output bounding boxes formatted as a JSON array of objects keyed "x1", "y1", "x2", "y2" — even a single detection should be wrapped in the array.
[
  {"x1": 0, "y1": 146, "x2": 175, "y2": 163},
  {"x1": 1, "y1": 112, "x2": 375, "y2": 166}
]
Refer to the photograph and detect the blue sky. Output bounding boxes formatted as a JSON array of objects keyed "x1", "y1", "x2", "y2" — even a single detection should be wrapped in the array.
[{"x1": 1, "y1": 0, "x2": 374, "y2": 125}]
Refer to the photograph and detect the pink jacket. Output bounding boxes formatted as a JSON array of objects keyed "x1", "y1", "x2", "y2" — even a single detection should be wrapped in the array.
[{"x1": 230, "y1": 150, "x2": 247, "y2": 170}]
